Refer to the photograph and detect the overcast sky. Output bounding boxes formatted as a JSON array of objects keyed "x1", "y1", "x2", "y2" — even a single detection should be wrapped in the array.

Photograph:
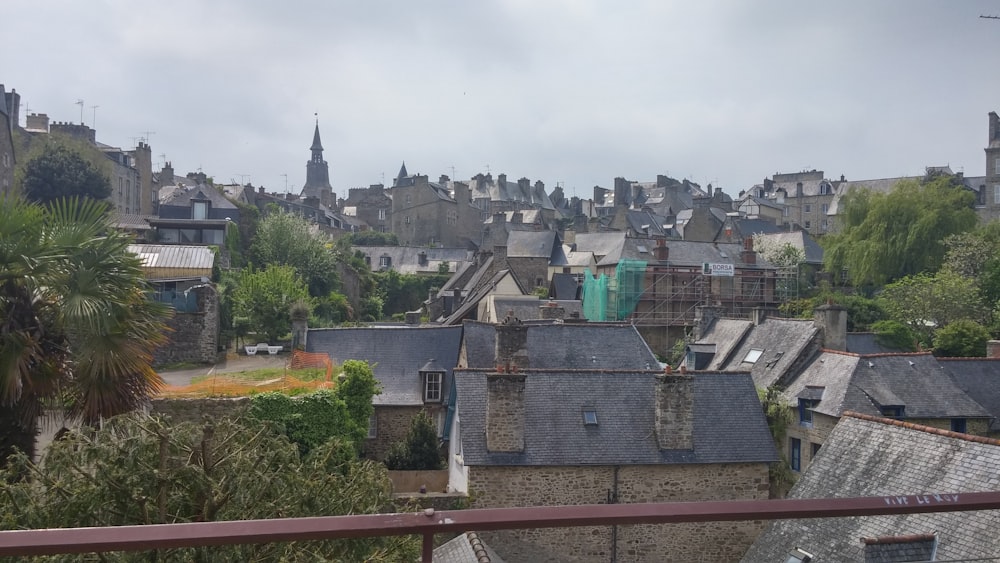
[{"x1": 6, "y1": 1, "x2": 1000, "y2": 200}]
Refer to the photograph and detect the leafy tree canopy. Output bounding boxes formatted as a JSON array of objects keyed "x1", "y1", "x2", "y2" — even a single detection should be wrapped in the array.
[
  {"x1": 752, "y1": 235, "x2": 805, "y2": 268},
  {"x1": 229, "y1": 264, "x2": 310, "y2": 343},
  {"x1": 933, "y1": 319, "x2": 990, "y2": 357},
  {"x1": 19, "y1": 142, "x2": 111, "y2": 205},
  {"x1": 878, "y1": 270, "x2": 987, "y2": 346},
  {"x1": 822, "y1": 175, "x2": 977, "y2": 287},
  {"x1": 340, "y1": 231, "x2": 400, "y2": 247},
  {"x1": 0, "y1": 415, "x2": 418, "y2": 561},
  {"x1": 942, "y1": 221, "x2": 1000, "y2": 310},
  {"x1": 385, "y1": 410, "x2": 443, "y2": 471},
  {"x1": 250, "y1": 211, "x2": 340, "y2": 297}
]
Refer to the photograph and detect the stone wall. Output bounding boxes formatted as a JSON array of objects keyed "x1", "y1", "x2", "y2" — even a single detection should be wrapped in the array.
[
  {"x1": 469, "y1": 462, "x2": 770, "y2": 562},
  {"x1": 149, "y1": 397, "x2": 250, "y2": 424},
  {"x1": 366, "y1": 405, "x2": 446, "y2": 462},
  {"x1": 153, "y1": 284, "x2": 220, "y2": 367}
]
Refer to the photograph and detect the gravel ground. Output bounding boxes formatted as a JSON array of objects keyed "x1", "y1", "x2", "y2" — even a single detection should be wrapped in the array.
[{"x1": 157, "y1": 353, "x2": 289, "y2": 387}]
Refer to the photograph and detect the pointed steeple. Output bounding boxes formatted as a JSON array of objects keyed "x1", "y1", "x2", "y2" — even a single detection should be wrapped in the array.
[
  {"x1": 310, "y1": 119, "x2": 323, "y2": 151},
  {"x1": 397, "y1": 161, "x2": 408, "y2": 180}
]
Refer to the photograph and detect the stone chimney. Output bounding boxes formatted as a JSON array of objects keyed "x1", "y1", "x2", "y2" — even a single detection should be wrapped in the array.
[
  {"x1": 653, "y1": 238, "x2": 669, "y2": 261},
  {"x1": 511, "y1": 211, "x2": 523, "y2": 224},
  {"x1": 539, "y1": 301, "x2": 565, "y2": 321},
  {"x1": 497, "y1": 174, "x2": 507, "y2": 190},
  {"x1": 990, "y1": 111, "x2": 1000, "y2": 145},
  {"x1": 439, "y1": 174, "x2": 450, "y2": 184},
  {"x1": 813, "y1": 302, "x2": 847, "y2": 351},
  {"x1": 987, "y1": 340, "x2": 1000, "y2": 358},
  {"x1": 26, "y1": 112, "x2": 49, "y2": 132},
  {"x1": 495, "y1": 312, "x2": 529, "y2": 371},
  {"x1": 654, "y1": 370, "x2": 695, "y2": 450},
  {"x1": 694, "y1": 305, "x2": 720, "y2": 340},
  {"x1": 752, "y1": 307, "x2": 768, "y2": 326},
  {"x1": 741, "y1": 237, "x2": 756, "y2": 265},
  {"x1": 486, "y1": 371, "x2": 526, "y2": 452}
]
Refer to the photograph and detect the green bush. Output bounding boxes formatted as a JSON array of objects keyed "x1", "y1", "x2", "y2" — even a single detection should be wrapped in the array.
[
  {"x1": 384, "y1": 411, "x2": 442, "y2": 470},
  {"x1": 933, "y1": 319, "x2": 990, "y2": 357}
]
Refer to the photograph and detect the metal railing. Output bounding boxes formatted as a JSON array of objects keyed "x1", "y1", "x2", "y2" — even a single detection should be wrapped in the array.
[{"x1": 1, "y1": 492, "x2": 998, "y2": 562}]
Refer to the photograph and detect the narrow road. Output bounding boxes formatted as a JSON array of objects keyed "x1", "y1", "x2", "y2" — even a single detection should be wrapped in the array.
[{"x1": 157, "y1": 354, "x2": 288, "y2": 387}]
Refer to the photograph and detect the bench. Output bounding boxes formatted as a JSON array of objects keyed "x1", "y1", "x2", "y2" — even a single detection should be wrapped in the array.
[
  {"x1": 266, "y1": 345, "x2": 282, "y2": 355},
  {"x1": 245, "y1": 345, "x2": 258, "y2": 356}
]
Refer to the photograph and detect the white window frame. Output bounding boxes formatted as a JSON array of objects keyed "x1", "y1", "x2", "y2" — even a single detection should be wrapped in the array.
[
  {"x1": 424, "y1": 372, "x2": 442, "y2": 402},
  {"x1": 378, "y1": 208, "x2": 387, "y2": 220},
  {"x1": 367, "y1": 414, "x2": 377, "y2": 438}
]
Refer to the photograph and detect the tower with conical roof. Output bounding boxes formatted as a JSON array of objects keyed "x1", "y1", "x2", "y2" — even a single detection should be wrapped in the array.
[{"x1": 301, "y1": 119, "x2": 334, "y2": 208}]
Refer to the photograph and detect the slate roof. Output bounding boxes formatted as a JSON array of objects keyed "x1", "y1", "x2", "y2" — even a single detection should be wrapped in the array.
[
  {"x1": 160, "y1": 184, "x2": 238, "y2": 209},
  {"x1": 783, "y1": 351, "x2": 992, "y2": 420},
  {"x1": 506, "y1": 230, "x2": 558, "y2": 259},
  {"x1": 741, "y1": 414, "x2": 1000, "y2": 562},
  {"x1": 603, "y1": 238, "x2": 775, "y2": 269},
  {"x1": 861, "y1": 534, "x2": 937, "y2": 563},
  {"x1": 443, "y1": 268, "x2": 525, "y2": 325},
  {"x1": 461, "y1": 320, "x2": 659, "y2": 370},
  {"x1": 549, "y1": 272, "x2": 581, "y2": 300},
  {"x1": 713, "y1": 317, "x2": 820, "y2": 388},
  {"x1": 305, "y1": 325, "x2": 462, "y2": 406},
  {"x1": 572, "y1": 232, "x2": 626, "y2": 262},
  {"x1": 940, "y1": 357, "x2": 1000, "y2": 430},
  {"x1": 433, "y1": 532, "x2": 505, "y2": 563},
  {"x1": 352, "y1": 246, "x2": 474, "y2": 275},
  {"x1": 485, "y1": 297, "x2": 582, "y2": 323},
  {"x1": 698, "y1": 318, "x2": 753, "y2": 370},
  {"x1": 754, "y1": 230, "x2": 824, "y2": 264},
  {"x1": 456, "y1": 370, "x2": 778, "y2": 466}
]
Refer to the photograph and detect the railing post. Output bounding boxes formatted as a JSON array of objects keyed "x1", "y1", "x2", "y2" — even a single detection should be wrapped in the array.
[{"x1": 422, "y1": 532, "x2": 434, "y2": 562}]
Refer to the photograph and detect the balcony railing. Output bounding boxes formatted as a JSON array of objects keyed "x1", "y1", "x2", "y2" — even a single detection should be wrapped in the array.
[{"x1": 1, "y1": 492, "x2": 999, "y2": 562}]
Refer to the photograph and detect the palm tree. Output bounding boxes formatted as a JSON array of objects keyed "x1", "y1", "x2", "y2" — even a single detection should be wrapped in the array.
[{"x1": 0, "y1": 197, "x2": 171, "y2": 463}]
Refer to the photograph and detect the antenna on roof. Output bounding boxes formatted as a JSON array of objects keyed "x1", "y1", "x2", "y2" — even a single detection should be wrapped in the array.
[
  {"x1": 90, "y1": 105, "x2": 99, "y2": 129},
  {"x1": 75, "y1": 99, "x2": 84, "y2": 124},
  {"x1": 281, "y1": 173, "x2": 288, "y2": 194}
]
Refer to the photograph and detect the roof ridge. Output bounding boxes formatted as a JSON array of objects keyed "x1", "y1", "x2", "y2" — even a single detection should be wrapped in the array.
[
  {"x1": 857, "y1": 351, "x2": 934, "y2": 358},
  {"x1": 843, "y1": 411, "x2": 1000, "y2": 446},
  {"x1": 938, "y1": 356, "x2": 1000, "y2": 361},
  {"x1": 466, "y1": 532, "x2": 492, "y2": 563},
  {"x1": 861, "y1": 533, "x2": 937, "y2": 545}
]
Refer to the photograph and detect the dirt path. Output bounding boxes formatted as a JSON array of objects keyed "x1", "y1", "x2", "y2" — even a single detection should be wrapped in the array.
[{"x1": 157, "y1": 354, "x2": 288, "y2": 387}]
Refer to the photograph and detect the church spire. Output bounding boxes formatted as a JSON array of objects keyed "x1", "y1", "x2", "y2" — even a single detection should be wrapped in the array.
[
  {"x1": 397, "y1": 161, "x2": 408, "y2": 179},
  {"x1": 302, "y1": 118, "x2": 333, "y2": 206},
  {"x1": 311, "y1": 118, "x2": 323, "y2": 152}
]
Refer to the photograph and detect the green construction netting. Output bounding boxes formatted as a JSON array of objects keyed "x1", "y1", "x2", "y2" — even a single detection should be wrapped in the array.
[
  {"x1": 615, "y1": 259, "x2": 647, "y2": 320},
  {"x1": 581, "y1": 270, "x2": 608, "y2": 321},
  {"x1": 581, "y1": 259, "x2": 647, "y2": 321}
]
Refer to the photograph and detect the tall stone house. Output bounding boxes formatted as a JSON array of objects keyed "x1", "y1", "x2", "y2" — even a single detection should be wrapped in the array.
[
  {"x1": 342, "y1": 183, "x2": 391, "y2": 233},
  {"x1": 0, "y1": 85, "x2": 17, "y2": 199},
  {"x1": 981, "y1": 110, "x2": 1000, "y2": 220},
  {"x1": 742, "y1": 170, "x2": 840, "y2": 236},
  {"x1": 449, "y1": 320, "x2": 778, "y2": 562},
  {"x1": 390, "y1": 164, "x2": 483, "y2": 248}
]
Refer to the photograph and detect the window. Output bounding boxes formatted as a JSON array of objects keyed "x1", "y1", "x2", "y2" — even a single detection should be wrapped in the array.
[
  {"x1": 803, "y1": 204, "x2": 811, "y2": 213},
  {"x1": 193, "y1": 201, "x2": 208, "y2": 220},
  {"x1": 786, "y1": 547, "x2": 814, "y2": 563},
  {"x1": 951, "y1": 418, "x2": 967, "y2": 433},
  {"x1": 820, "y1": 203, "x2": 828, "y2": 213},
  {"x1": 820, "y1": 219, "x2": 828, "y2": 232},
  {"x1": 203, "y1": 229, "x2": 224, "y2": 245},
  {"x1": 405, "y1": 194, "x2": 412, "y2": 204},
  {"x1": 810, "y1": 442, "x2": 821, "y2": 459},
  {"x1": 995, "y1": 157, "x2": 1000, "y2": 175},
  {"x1": 404, "y1": 216, "x2": 411, "y2": 224},
  {"x1": 424, "y1": 372, "x2": 442, "y2": 402},
  {"x1": 782, "y1": 207, "x2": 789, "y2": 217},
  {"x1": 743, "y1": 349, "x2": 764, "y2": 364},
  {"x1": 378, "y1": 208, "x2": 387, "y2": 220},
  {"x1": 820, "y1": 183, "x2": 831, "y2": 195},
  {"x1": 804, "y1": 220, "x2": 811, "y2": 229},
  {"x1": 994, "y1": 184, "x2": 1000, "y2": 205},
  {"x1": 790, "y1": 438, "x2": 801, "y2": 471},
  {"x1": 582, "y1": 409, "x2": 598, "y2": 426},
  {"x1": 379, "y1": 255, "x2": 391, "y2": 269},
  {"x1": 798, "y1": 399, "x2": 819, "y2": 425},
  {"x1": 158, "y1": 228, "x2": 180, "y2": 243},
  {"x1": 367, "y1": 414, "x2": 377, "y2": 438},
  {"x1": 881, "y1": 406, "x2": 905, "y2": 419}
]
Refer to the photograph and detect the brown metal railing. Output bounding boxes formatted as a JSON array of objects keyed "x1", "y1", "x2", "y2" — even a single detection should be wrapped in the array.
[{"x1": 1, "y1": 492, "x2": 999, "y2": 562}]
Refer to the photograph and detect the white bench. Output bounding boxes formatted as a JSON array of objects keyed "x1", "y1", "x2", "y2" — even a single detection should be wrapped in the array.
[
  {"x1": 266, "y1": 345, "x2": 282, "y2": 355},
  {"x1": 245, "y1": 345, "x2": 258, "y2": 356}
]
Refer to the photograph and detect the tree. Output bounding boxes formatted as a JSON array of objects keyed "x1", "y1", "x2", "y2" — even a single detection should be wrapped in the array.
[
  {"x1": 878, "y1": 271, "x2": 987, "y2": 346},
  {"x1": 384, "y1": 410, "x2": 443, "y2": 471},
  {"x1": 0, "y1": 415, "x2": 419, "y2": 561},
  {"x1": 20, "y1": 143, "x2": 111, "y2": 204},
  {"x1": 250, "y1": 210, "x2": 340, "y2": 298},
  {"x1": 822, "y1": 175, "x2": 977, "y2": 287},
  {"x1": 942, "y1": 222, "x2": 1000, "y2": 315},
  {"x1": 229, "y1": 264, "x2": 310, "y2": 343},
  {"x1": 752, "y1": 235, "x2": 805, "y2": 268},
  {"x1": 337, "y1": 360, "x2": 381, "y2": 448},
  {"x1": 340, "y1": 231, "x2": 400, "y2": 247},
  {"x1": 870, "y1": 320, "x2": 918, "y2": 352},
  {"x1": 933, "y1": 319, "x2": 990, "y2": 358},
  {"x1": 0, "y1": 198, "x2": 170, "y2": 463}
]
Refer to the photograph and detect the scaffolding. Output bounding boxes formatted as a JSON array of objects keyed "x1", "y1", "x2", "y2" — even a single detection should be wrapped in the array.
[{"x1": 583, "y1": 262, "x2": 784, "y2": 326}]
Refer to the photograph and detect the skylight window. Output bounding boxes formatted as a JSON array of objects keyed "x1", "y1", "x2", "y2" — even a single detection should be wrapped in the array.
[
  {"x1": 637, "y1": 245, "x2": 648, "y2": 253},
  {"x1": 743, "y1": 349, "x2": 764, "y2": 364},
  {"x1": 582, "y1": 409, "x2": 598, "y2": 426}
]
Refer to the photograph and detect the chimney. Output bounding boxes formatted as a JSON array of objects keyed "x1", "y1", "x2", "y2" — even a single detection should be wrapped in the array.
[
  {"x1": 404, "y1": 311, "x2": 421, "y2": 325},
  {"x1": 511, "y1": 211, "x2": 523, "y2": 224},
  {"x1": 653, "y1": 238, "x2": 669, "y2": 261},
  {"x1": 495, "y1": 312, "x2": 529, "y2": 371},
  {"x1": 654, "y1": 372, "x2": 694, "y2": 450},
  {"x1": 486, "y1": 371, "x2": 526, "y2": 452},
  {"x1": 990, "y1": 111, "x2": 1000, "y2": 145},
  {"x1": 497, "y1": 174, "x2": 507, "y2": 189},
  {"x1": 751, "y1": 307, "x2": 768, "y2": 326},
  {"x1": 539, "y1": 301, "x2": 565, "y2": 321},
  {"x1": 439, "y1": 174, "x2": 450, "y2": 184},
  {"x1": 694, "y1": 306, "x2": 719, "y2": 340},
  {"x1": 988, "y1": 340, "x2": 1000, "y2": 358},
  {"x1": 493, "y1": 211, "x2": 506, "y2": 224},
  {"x1": 741, "y1": 237, "x2": 756, "y2": 265},
  {"x1": 813, "y1": 302, "x2": 847, "y2": 351},
  {"x1": 26, "y1": 112, "x2": 49, "y2": 132}
]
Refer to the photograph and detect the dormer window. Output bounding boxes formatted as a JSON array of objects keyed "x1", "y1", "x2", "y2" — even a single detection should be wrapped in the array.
[
  {"x1": 881, "y1": 406, "x2": 905, "y2": 419},
  {"x1": 419, "y1": 359, "x2": 445, "y2": 403}
]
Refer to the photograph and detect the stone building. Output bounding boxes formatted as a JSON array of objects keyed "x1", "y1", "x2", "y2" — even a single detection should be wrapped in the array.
[
  {"x1": 0, "y1": 85, "x2": 17, "y2": 199},
  {"x1": 449, "y1": 320, "x2": 778, "y2": 562},
  {"x1": 342, "y1": 183, "x2": 391, "y2": 232},
  {"x1": 390, "y1": 164, "x2": 483, "y2": 247},
  {"x1": 305, "y1": 325, "x2": 463, "y2": 461},
  {"x1": 150, "y1": 175, "x2": 239, "y2": 249},
  {"x1": 301, "y1": 120, "x2": 335, "y2": 209},
  {"x1": 980, "y1": 110, "x2": 1000, "y2": 221}
]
